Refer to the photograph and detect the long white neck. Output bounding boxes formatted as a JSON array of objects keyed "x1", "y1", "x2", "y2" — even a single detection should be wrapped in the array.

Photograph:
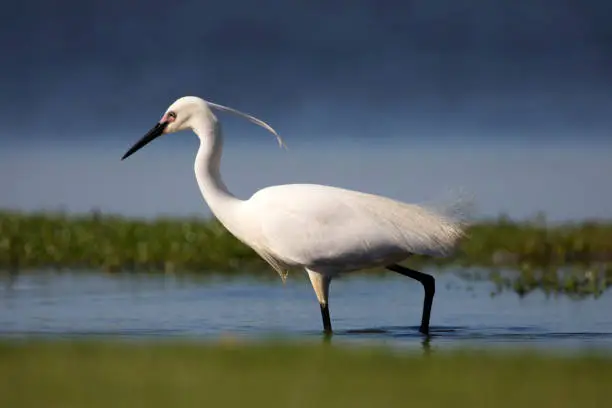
[{"x1": 192, "y1": 114, "x2": 243, "y2": 232}]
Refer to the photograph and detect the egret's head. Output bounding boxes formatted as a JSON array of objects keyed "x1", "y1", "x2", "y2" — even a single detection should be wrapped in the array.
[
  {"x1": 162, "y1": 96, "x2": 211, "y2": 135},
  {"x1": 121, "y1": 96, "x2": 285, "y2": 161},
  {"x1": 121, "y1": 96, "x2": 211, "y2": 160}
]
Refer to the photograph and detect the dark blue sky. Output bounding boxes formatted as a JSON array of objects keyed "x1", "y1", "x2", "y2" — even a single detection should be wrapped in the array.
[
  {"x1": 2, "y1": 1, "x2": 612, "y2": 220},
  {"x1": 1, "y1": 0, "x2": 611, "y2": 144}
]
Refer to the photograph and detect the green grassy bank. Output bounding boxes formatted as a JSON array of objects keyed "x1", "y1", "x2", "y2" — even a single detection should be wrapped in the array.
[
  {"x1": 1, "y1": 209, "x2": 612, "y2": 295},
  {"x1": 0, "y1": 341, "x2": 610, "y2": 408}
]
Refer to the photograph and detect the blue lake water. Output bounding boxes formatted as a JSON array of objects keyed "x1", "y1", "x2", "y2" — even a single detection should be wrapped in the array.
[{"x1": 1, "y1": 269, "x2": 611, "y2": 354}]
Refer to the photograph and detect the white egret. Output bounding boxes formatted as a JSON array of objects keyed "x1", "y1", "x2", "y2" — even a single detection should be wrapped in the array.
[{"x1": 121, "y1": 96, "x2": 467, "y2": 335}]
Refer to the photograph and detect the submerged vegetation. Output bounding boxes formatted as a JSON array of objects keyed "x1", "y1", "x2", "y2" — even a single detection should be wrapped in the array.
[
  {"x1": 1, "y1": 209, "x2": 612, "y2": 295},
  {"x1": 0, "y1": 340, "x2": 610, "y2": 408}
]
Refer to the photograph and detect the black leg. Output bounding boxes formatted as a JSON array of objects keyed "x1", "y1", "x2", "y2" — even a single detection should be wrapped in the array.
[
  {"x1": 386, "y1": 263, "x2": 435, "y2": 335},
  {"x1": 320, "y1": 303, "x2": 332, "y2": 334}
]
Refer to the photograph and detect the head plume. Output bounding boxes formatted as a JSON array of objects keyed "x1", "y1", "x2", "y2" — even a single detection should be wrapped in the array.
[{"x1": 205, "y1": 100, "x2": 287, "y2": 149}]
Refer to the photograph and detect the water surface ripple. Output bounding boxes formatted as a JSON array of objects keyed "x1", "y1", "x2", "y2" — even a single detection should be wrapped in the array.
[{"x1": 1, "y1": 270, "x2": 611, "y2": 353}]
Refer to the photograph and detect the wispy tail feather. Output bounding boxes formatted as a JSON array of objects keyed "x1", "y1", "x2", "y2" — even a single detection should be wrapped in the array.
[{"x1": 426, "y1": 187, "x2": 477, "y2": 229}]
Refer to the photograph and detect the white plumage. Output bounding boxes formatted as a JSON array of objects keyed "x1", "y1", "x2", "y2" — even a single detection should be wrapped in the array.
[
  {"x1": 121, "y1": 96, "x2": 468, "y2": 336},
  {"x1": 245, "y1": 184, "x2": 464, "y2": 275}
]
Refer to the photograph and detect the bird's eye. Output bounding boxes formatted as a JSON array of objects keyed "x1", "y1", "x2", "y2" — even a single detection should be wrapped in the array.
[{"x1": 168, "y1": 111, "x2": 177, "y2": 119}]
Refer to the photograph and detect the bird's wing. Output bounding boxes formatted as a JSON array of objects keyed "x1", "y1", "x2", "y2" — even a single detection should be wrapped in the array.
[{"x1": 247, "y1": 184, "x2": 466, "y2": 271}]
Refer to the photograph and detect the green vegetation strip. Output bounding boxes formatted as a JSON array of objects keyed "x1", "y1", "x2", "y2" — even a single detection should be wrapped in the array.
[
  {"x1": 0, "y1": 341, "x2": 610, "y2": 408},
  {"x1": 1, "y1": 210, "x2": 612, "y2": 295}
]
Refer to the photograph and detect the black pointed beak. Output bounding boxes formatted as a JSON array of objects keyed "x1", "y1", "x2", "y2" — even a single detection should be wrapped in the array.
[{"x1": 121, "y1": 121, "x2": 169, "y2": 160}]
